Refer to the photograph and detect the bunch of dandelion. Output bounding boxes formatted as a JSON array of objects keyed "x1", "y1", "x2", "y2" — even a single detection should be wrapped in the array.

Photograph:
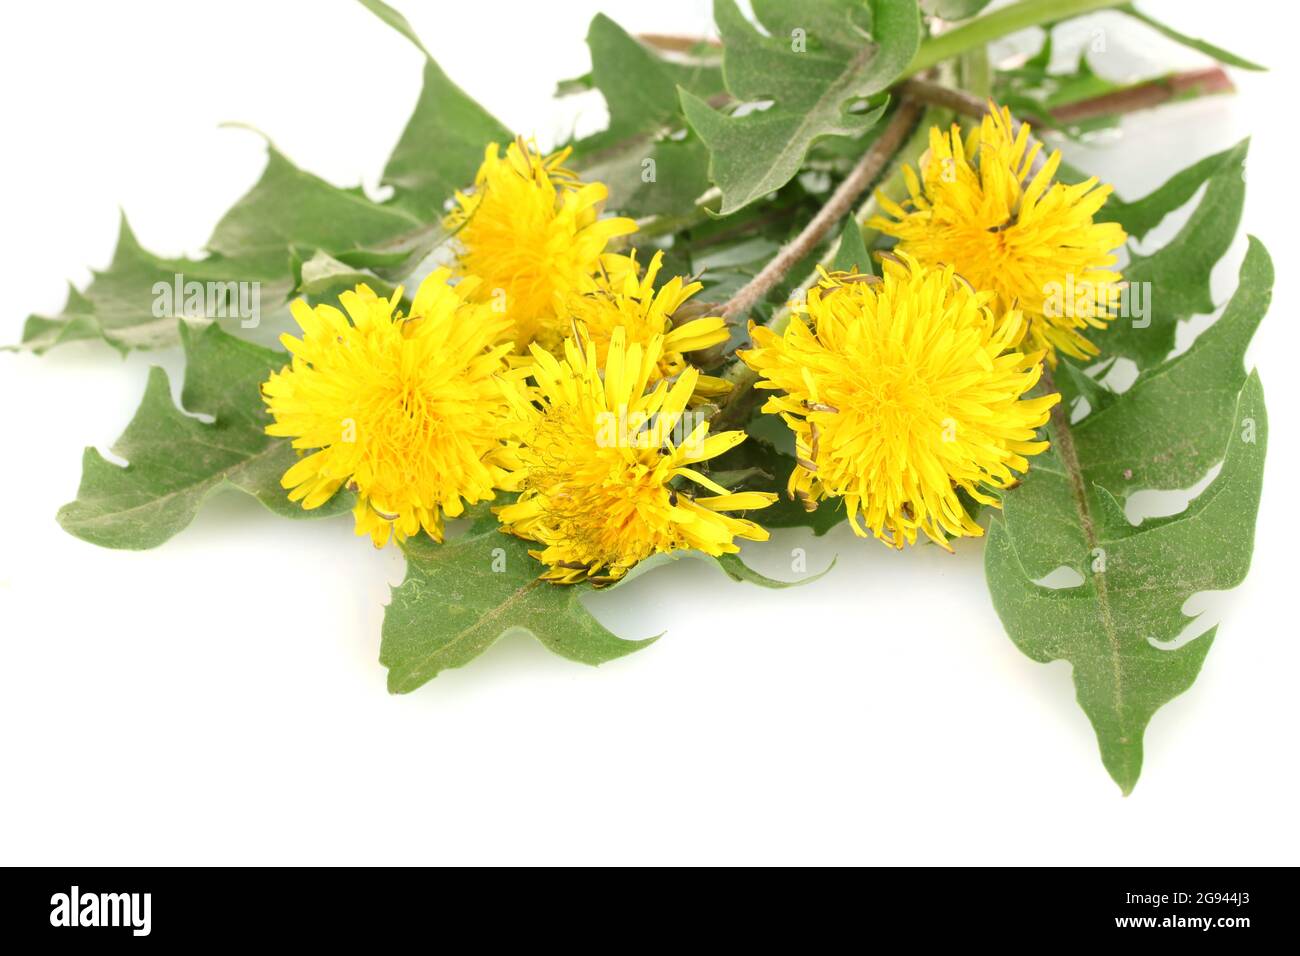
[
  {"x1": 740, "y1": 255, "x2": 1059, "y2": 549},
  {"x1": 561, "y1": 249, "x2": 733, "y2": 400},
  {"x1": 262, "y1": 270, "x2": 516, "y2": 547},
  {"x1": 496, "y1": 327, "x2": 776, "y2": 584},
  {"x1": 868, "y1": 104, "x2": 1127, "y2": 363},
  {"x1": 447, "y1": 137, "x2": 636, "y2": 352}
]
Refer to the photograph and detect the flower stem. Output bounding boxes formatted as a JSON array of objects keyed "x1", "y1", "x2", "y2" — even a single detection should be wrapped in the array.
[
  {"x1": 1049, "y1": 67, "x2": 1234, "y2": 123},
  {"x1": 710, "y1": 98, "x2": 925, "y2": 431},
  {"x1": 959, "y1": 45, "x2": 992, "y2": 101},
  {"x1": 896, "y1": 77, "x2": 992, "y2": 118},
  {"x1": 719, "y1": 99, "x2": 925, "y2": 323},
  {"x1": 900, "y1": 69, "x2": 1234, "y2": 125},
  {"x1": 905, "y1": 0, "x2": 1129, "y2": 78}
]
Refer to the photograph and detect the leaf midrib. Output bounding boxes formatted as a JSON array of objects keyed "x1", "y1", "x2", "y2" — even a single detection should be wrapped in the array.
[
  {"x1": 1045, "y1": 380, "x2": 1127, "y2": 730},
  {"x1": 393, "y1": 570, "x2": 543, "y2": 690},
  {"x1": 63, "y1": 435, "x2": 286, "y2": 530}
]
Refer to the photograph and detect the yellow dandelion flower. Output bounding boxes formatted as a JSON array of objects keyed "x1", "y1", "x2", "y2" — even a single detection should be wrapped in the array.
[
  {"x1": 740, "y1": 255, "x2": 1060, "y2": 549},
  {"x1": 448, "y1": 137, "x2": 637, "y2": 351},
  {"x1": 868, "y1": 104, "x2": 1127, "y2": 362},
  {"x1": 559, "y1": 249, "x2": 732, "y2": 400},
  {"x1": 496, "y1": 327, "x2": 775, "y2": 585},
  {"x1": 262, "y1": 269, "x2": 516, "y2": 548}
]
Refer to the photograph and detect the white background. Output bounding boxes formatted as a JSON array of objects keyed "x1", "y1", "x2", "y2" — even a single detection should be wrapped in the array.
[{"x1": 1, "y1": 1, "x2": 1295, "y2": 865}]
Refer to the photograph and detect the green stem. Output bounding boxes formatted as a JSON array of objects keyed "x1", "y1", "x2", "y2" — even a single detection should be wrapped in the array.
[
  {"x1": 709, "y1": 100, "x2": 927, "y2": 430},
  {"x1": 762, "y1": 105, "x2": 947, "y2": 338},
  {"x1": 906, "y1": 0, "x2": 1128, "y2": 77},
  {"x1": 960, "y1": 45, "x2": 992, "y2": 101}
]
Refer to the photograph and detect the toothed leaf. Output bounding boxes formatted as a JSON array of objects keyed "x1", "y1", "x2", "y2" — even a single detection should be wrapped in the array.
[
  {"x1": 57, "y1": 322, "x2": 350, "y2": 549},
  {"x1": 986, "y1": 239, "x2": 1272, "y2": 794},
  {"x1": 681, "y1": 0, "x2": 921, "y2": 214}
]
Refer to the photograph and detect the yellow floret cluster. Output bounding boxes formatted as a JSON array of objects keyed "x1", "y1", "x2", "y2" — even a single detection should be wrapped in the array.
[{"x1": 264, "y1": 106, "x2": 1125, "y2": 579}]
